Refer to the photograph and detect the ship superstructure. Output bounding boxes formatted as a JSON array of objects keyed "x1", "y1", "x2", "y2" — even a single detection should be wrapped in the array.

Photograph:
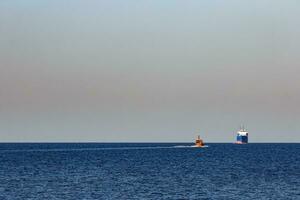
[{"x1": 236, "y1": 125, "x2": 248, "y2": 144}]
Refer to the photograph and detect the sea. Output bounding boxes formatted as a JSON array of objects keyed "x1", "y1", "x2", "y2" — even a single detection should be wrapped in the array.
[{"x1": 0, "y1": 143, "x2": 299, "y2": 200}]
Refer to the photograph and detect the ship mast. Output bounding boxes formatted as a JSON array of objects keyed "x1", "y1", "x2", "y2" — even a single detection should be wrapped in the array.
[{"x1": 240, "y1": 124, "x2": 245, "y2": 131}]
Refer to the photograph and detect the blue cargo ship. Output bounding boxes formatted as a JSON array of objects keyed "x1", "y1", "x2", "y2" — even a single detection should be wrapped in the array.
[{"x1": 236, "y1": 125, "x2": 248, "y2": 144}]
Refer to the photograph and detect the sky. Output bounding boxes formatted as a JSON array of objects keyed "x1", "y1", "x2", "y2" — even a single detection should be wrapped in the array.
[{"x1": 0, "y1": 0, "x2": 300, "y2": 142}]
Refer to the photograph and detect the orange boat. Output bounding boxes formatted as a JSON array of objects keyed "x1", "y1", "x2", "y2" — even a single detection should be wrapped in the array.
[{"x1": 195, "y1": 135, "x2": 205, "y2": 147}]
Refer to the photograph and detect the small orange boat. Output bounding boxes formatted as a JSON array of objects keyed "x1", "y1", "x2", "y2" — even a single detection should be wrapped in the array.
[{"x1": 195, "y1": 135, "x2": 205, "y2": 147}]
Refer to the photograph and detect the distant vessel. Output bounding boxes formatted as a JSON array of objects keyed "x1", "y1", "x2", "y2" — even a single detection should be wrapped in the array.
[
  {"x1": 236, "y1": 125, "x2": 248, "y2": 144},
  {"x1": 195, "y1": 135, "x2": 205, "y2": 147}
]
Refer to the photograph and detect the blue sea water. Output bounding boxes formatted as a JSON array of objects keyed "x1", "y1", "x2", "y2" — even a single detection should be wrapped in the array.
[{"x1": 0, "y1": 143, "x2": 299, "y2": 200}]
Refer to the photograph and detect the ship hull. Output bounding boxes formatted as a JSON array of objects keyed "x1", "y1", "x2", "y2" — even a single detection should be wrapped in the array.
[
  {"x1": 236, "y1": 135, "x2": 248, "y2": 144},
  {"x1": 235, "y1": 141, "x2": 247, "y2": 144}
]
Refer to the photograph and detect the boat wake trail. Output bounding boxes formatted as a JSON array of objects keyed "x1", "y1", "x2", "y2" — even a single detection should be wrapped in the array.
[
  {"x1": 190, "y1": 145, "x2": 209, "y2": 148},
  {"x1": 173, "y1": 145, "x2": 194, "y2": 148},
  {"x1": 173, "y1": 145, "x2": 209, "y2": 148}
]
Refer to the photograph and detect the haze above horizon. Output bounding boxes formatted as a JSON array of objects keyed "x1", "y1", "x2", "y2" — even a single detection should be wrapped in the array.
[{"x1": 1, "y1": 1, "x2": 300, "y2": 142}]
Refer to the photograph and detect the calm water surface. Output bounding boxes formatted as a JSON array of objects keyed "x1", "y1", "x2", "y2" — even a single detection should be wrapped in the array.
[{"x1": 0, "y1": 143, "x2": 299, "y2": 199}]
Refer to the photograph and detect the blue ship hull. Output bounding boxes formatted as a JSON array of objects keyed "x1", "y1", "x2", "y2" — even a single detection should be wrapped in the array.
[{"x1": 236, "y1": 135, "x2": 248, "y2": 144}]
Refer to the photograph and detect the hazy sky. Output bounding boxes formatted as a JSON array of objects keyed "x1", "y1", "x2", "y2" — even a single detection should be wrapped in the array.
[{"x1": 1, "y1": 1, "x2": 300, "y2": 142}]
